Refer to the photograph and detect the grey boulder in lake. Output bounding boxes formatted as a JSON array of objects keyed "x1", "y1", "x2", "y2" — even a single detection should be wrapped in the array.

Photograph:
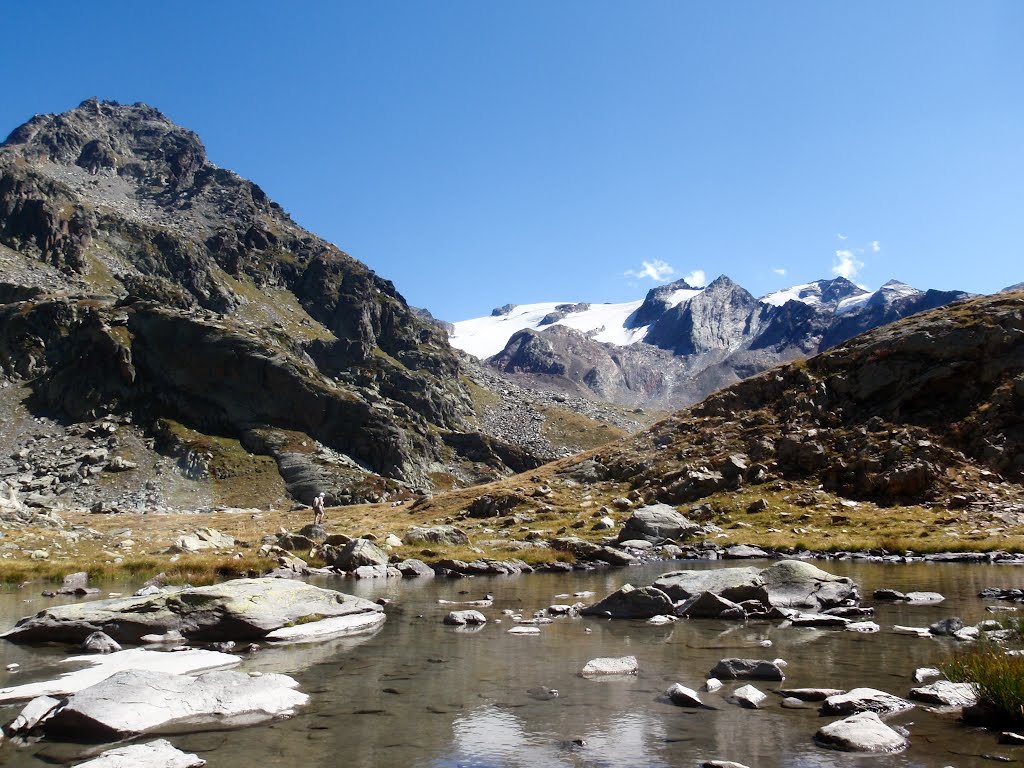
[
  {"x1": 74, "y1": 739, "x2": 206, "y2": 767},
  {"x1": 758, "y1": 560, "x2": 859, "y2": 610},
  {"x1": 579, "y1": 584, "x2": 674, "y2": 618},
  {"x1": 31, "y1": 669, "x2": 306, "y2": 740},
  {"x1": 815, "y1": 711, "x2": 909, "y2": 753},
  {"x1": 1, "y1": 578, "x2": 383, "y2": 644},
  {"x1": 643, "y1": 560, "x2": 858, "y2": 618}
]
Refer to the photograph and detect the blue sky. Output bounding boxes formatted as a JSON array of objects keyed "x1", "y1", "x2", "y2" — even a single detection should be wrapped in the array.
[{"x1": 2, "y1": 2, "x2": 1021, "y2": 320}]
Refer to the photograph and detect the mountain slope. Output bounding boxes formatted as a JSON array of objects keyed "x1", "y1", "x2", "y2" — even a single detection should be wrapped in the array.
[{"x1": 0, "y1": 99, "x2": 544, "y2": 510}]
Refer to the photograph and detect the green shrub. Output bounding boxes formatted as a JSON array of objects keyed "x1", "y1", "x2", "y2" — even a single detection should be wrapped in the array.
[{"x1": 941, "y1": 648, "x2": 1024, "y2": 725}]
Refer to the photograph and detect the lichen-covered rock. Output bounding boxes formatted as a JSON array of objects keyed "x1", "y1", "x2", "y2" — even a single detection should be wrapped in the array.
[
  {"x1": 759, "y1": 560, "x2": 859, "y2": 610},
  {"x1": 1, "y1": 578, "x2": 382, "y2": 644}
]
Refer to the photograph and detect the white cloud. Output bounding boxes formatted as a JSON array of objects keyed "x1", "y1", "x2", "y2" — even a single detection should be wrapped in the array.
[
  {"x1": 871, "y1": 240, "x2": 881, "y2": 253},
  {"x1": 837, "y1": 233, "x2": 849, "y2": 241},
  {"x1": 832, "y1": 249, "x2": 864, "y2": 280},
  {"x1": 683, "y1": 269, "x2": 706, "y2": 287},
  {"x1": 772, "y1": 267, "x2": 787, "y2": 276},
  {"x1": 624, "y1": 259, "x2": 674, "y2": 281}
]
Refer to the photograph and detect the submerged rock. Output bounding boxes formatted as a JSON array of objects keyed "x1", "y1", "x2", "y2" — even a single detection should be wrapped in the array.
[
  {"x1": 815, "y1": 711, "x2": 909, "y2": 753},
  {"x1": 37, "y1": 669, "x2": 307, "y2": 739},
  {"x1": 581, "y1": 656, "x2": 638, "y2": 677},
  {"x1": 74, "y1": 739, "x2": 206, "y2": 767},
  {"x1": 1, "y1": 578, "x2": 383, "y2": 644}
]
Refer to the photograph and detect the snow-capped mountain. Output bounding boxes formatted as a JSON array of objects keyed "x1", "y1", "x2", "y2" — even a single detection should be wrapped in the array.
[{"x1": 450, "y1": 276, "x2": 971, "y2": 408}]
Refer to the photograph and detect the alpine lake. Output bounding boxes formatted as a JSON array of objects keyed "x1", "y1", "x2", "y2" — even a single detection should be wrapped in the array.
[{"x1": 1, "y1": 559, "x2": 1022, "y2": 768}]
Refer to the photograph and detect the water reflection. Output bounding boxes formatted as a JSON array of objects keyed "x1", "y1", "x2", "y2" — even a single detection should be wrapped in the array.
[{"x1": 0, "y1": 560, "x2": 1022, "y2": 767}]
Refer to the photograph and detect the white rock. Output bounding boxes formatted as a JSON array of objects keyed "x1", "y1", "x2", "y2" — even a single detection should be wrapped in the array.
[
  {"x1": 913, "y1": 667, "x2": 942, "y2": 683},
  {"x1": 581, "y1": 656, "x2": 638, "y2": 677},
  {"x1": 904, "y1": 591, "x2": 944, "y2": 603},
  {"x1": 846, "y1": 621, "x2": 880, "y2": 633},
  {"x1": 647, "y1": 615, "x2": 675, "y2": 625},
  {"x1": 953, "y1": 626, "x2": 981, "y2": 642},
  {"x1": 508, "y1": 626, "x2": 541, "y2": 635},
  {"x1": 908, "y1": 680, "x2": 978, "y2": 708},
  {"x1": 0, "y1": 648, "x2": 239, "y2": 703},
  {"x1": 704, "y1": 677, "x2": 723, "y2": 693},
  {"x1": 892, "y1": 625, "x2": 933, "y2": 638},
  {"x1": 815, "y1": 711, "x2": 909, "y2": 753},
  {"x1": 73, "y1": 739, "x2": 206, "y2": 767},
  {"x1": 265, "y1": 612, "x2": 385, "y2": 643},
  {"x1": 40, "y1": 669, "x2": 307, "y2": 738},
  {"x1": 730, "y1": 684, "x2": 767, "y2": 709},
  {"x1": 4, "y1": 694, "x2": 62, "y2": 734}
]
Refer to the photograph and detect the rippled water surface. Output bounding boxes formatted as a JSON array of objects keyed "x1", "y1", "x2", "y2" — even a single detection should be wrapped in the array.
[{"x1": 2, "y1": 560, "x2": 1024, "y2": 767}]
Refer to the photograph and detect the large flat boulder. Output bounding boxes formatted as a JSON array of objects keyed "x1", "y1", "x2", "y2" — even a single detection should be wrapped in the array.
[
  {"x1": 618, "y1": 504, "x2": 700, "y2": 542},
  {"x1": 759, "y1": 560, "x2": 859, "y2": 610},
  {"x1": 0, "y1": 648, "x2": 238, "y2": 703},
  {"x1": 1, "y1": 578, "x2": 383, "y2": 644},
  {"x1": 908, "y1": 680, "x2": 978, "y2": 708},
  {"x1": 74, "y1": 739, "x2": 206, "y2": 767},
  {"x1": 653, "y1": 567, "x2": 767, "y2": 604},
  {"x1": 820, "y1": 687, "x2": 914, "y2": 717},
  {"x1": 580, "y1": 584, "x2": 673, "y2": 619},
  {"x1": 38, "y1": 669, "x2": 307, "y2": 739},
  {"x1": 815, "y1": 711, "x2": 909, "y2": 753}
]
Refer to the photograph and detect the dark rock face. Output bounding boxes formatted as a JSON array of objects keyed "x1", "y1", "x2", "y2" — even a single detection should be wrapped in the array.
[{"x1": 0, "y1": 99, "x2": 533, "y2": 505}]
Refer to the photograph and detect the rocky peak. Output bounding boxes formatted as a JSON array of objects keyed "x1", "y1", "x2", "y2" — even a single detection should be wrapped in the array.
[
  {"x1": 629, "y1": 277, "x2": 699, "y2": 328},
  {"x1": 644, "y1": 275, "x2": 758, "y2": 355}
]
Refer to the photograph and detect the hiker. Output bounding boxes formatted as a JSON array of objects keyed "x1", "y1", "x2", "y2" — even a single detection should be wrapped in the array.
[{"x1": 312, "y1": 492, "x2": 326, "y2": 525}]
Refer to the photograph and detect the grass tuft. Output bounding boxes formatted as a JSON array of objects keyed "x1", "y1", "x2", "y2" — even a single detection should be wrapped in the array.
[{"x1": 941, "y1": 648, "x2": 1024, "y2": 725}]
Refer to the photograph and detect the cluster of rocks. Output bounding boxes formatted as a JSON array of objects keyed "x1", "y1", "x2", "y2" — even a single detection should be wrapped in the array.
[
  {"x1": 579, "y1": 559, "x2": 861, "y2": 621},
  {"x1": 0, "y1": 577, "x2": 385, "y2": 756}
]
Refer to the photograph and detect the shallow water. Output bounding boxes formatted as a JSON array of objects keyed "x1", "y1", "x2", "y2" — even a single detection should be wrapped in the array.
[{"x1": 2, "y1": 560, "x2": 1024, "y2": 767}]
